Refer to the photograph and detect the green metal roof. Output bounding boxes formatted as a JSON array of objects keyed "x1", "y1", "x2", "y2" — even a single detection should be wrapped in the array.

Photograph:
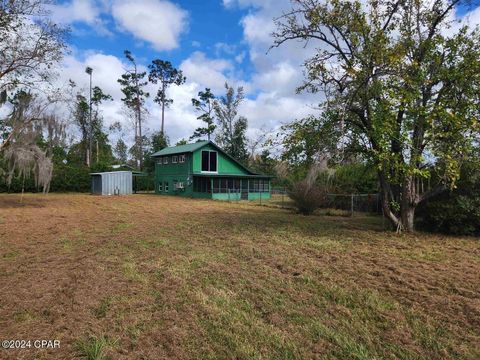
[
  {"x1": 151, "y1": 141, "x2": 209, "y2": 157},
  {"x1": 151, "y1": 140, "x2": 273, "y2": 177}
]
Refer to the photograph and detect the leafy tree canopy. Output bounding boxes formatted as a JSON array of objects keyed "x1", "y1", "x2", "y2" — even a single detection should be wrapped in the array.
[{"x1": 273, "y1": 0, "x2": 480, "y2": 231}]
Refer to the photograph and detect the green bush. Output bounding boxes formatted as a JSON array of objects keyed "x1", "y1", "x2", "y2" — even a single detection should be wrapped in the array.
[{"x1": 416, "y1": 160, "x2": 480, "y2": 236}]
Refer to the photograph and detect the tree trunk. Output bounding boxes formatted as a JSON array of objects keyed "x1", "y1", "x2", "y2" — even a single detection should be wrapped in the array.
[
  {"x1": 161, "y1": 82, "x2": 165, "y2": 135},
  {"x1": 378, "y1": 170, "x2": 401, "y2": 229},
  {"x1": 138, "y1": 107, "x2": 143, "y2": 170},
  {"x1": 401, "y1": 206, "x2": 415, "y2": 232},
  {"x1": 400, "y1": 175, "x2": 417, "y2": 232}
]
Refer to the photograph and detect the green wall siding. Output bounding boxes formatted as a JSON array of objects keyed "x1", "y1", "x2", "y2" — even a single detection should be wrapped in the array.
[
  {"x1": 192, "y1": 144, "x2": 249, "y2": 175},
  {"x1": 155, "y1": 153, "x2": 194, "y2": 196},
  {"x1": 247, "y1": 192, "x2": 271, "y2": 200},
  {"x1": 154, "y1": 143, "x2": 271, "y2": 201}
]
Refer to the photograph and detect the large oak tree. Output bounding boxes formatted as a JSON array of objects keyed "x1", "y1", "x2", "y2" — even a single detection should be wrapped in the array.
[{"x1": 273, "y1": 0, "x2": 480, "y2": 231}]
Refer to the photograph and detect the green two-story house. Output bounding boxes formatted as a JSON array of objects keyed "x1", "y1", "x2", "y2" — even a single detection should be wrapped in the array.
[{"x1": 151, "y1": 141, "x2": 272, "y2": 200}]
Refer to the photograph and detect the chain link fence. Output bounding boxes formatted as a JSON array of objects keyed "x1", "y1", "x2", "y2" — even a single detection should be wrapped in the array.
[{"x1": 243, "y1": 187, "x2": 382, "y2": 216}]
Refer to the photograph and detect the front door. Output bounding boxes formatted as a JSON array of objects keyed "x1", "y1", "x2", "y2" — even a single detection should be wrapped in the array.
[{"x1": 241, "y1": 179, "x2": 248, "y2": 200}]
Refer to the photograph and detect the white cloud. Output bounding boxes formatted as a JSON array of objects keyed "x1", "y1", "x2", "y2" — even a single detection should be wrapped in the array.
[
  {"x1": 111, "y1": 0, "x2": 188, "y2": 51},
  {"x1": 148, "y1": 82, "x2": 200, "y2": 141},
  {"x1": 57, "y1": 52, "x2": 133, "y2": 145},
  {"x1": 251, "y1": 61, "x2": 301, "y2": 96},
  {"x1": 241, "y1": 92, "x2": 313, "y2": 132},
  {"x1": 50, "y1": 0, "x2": 101, "y2": 25},
  {"x1": 180, "y1": 52, "x2": 232, "y2": 93},
  {"x1": 49, "y1": 0, "x2": 112, "y2": 35}
]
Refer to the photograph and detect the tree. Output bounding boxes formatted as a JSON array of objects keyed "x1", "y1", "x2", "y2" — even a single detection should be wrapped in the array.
[
  {"x1": 69, "y1": 83, "x2": 112, "y2": 166},
  {"x1": 114, "y1": 138, "x2": 128, "y2": 164},
  {"x1": 72, "y1": 94, "x2": 90, "y2": 165},
  {"x1": 118, "y1": 50, "x2": 149, "y2": 170},
  {"x1": 272, "y1": 0, "x2": 480, "y2": 232},
  {"x1": 416, "y1": 149, "x2": 480, "y2": 235},
  {"x1": 91, "y1": 86, "x2": 113, "y2": 164},
  {"x1": 150, "y1": 131, "x2": 169, "y2": 152},
  {"x1": 0, "y1": 0, "x2": 66, "y2": 154},
  {"x1": 143, "y1": 131, "x2": 169, "y2": 174},
  {"x1": 0, "y1": 0, "x2": 67, "y2": 96},
  {"x1": 214, "y1": 83, "x2": 249, "y2": 162},
  {"x1": 1, "y1": 91, "x2": 65, "y2": 194},
  {"x1": 190, "y1": 88, "x2": 216, "y2": 141},
  {"x1": 148, "y1": 59, "x2": 186, "y2": 135}
]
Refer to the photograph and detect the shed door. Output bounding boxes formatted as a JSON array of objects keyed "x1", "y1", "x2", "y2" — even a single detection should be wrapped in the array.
[{"x1": 92, "y1": 175, "x2": 102, "y2": 194}]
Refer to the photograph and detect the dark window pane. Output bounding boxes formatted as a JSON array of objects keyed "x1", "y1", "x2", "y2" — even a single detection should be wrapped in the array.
[
  {"x1": 202, "y1": 151, "x2": 209, "y2": 171},
  {"x1": 209, "y1": 151, "x2": 217, "y2": 172}
]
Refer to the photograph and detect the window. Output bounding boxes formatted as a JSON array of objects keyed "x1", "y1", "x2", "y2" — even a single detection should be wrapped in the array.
[
  {"x1": 164, "y1": 181, "x2": 169, "y2": 192},
  {"x1": 157, "y1": 158, "x2": 162, "y2": 165},
  {"x1": 179, "y1": 154, "x2": 185, "y2": 163},
  {"x1": 163, "y1": 157, "x2": 169, "y2": 164},
  {"x1": 193, "y1": 177, "x2": 211, "y2": 193},
  {"x1": 158, "y1": 183, "x2": 163, "y2": 192},
  {"x1": 172, "y1": 155, "x2": 178, "y2": 163},
  {"x1": 201, "y1": 151, "x2": 217, "y2": 172},
  {"x1": 249, "y1": 179, "x2": 268, "y2": 193}
]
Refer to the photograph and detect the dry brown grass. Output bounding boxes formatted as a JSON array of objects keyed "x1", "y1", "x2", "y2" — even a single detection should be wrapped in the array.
[{"x1": 0, "y1": 193, "x2": 479, "y2": 359}]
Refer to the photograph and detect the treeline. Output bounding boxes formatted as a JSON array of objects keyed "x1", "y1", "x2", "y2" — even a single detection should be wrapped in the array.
[
  {"x1": 2, "y1": 0, "x2": 480, "y2": 236},
  {"x1": 0, "y1": 1, "x2": 261, "y2": 194}
]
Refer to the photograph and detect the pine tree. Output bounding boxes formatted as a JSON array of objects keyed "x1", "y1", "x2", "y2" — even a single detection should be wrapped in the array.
[
  {"x1": 118, "y1": 50, "x2": 149, "y2": 170},
  {"x1": 148, "y1": 59, "x2": 185, "y2": 135},
  {"x1": 190, "y1": 88, "x2": 216, "y2": 141}
]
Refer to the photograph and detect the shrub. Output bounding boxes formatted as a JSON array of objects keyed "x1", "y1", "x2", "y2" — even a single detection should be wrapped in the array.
[
  {"x1": 288, "y1": 181, "x2": 327, "y2": 215},
  {"x1": 416, "y1": 157, "x2": 480, "y2": 236}
]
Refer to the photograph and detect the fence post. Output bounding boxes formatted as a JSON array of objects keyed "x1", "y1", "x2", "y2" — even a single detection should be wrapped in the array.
[
  {"x1": 228, "y1": 188, "x2": 230, "y2": 202},
  {"x1": 351, "y1": 193, "x2": 354, "y2": 217},
  {"x1": 260, "y1": 190, "x2": 262, "y2": 205}
]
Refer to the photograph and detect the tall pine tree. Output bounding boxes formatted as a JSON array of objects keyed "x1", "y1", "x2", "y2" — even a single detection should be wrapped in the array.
[
  {"x1": 118, "y1": 50, "x2": 149, "y2": 170},
  {"x1": 190, "y1": 88, "x2": 216, "y2": 141}
]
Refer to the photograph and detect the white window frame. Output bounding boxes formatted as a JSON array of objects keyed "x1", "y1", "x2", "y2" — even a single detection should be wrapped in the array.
[
  {"x1": 201, "y1": 150, "x2": 218, "y2": 173},
  {"x1": 163, "y1": 156, "x2": 169, "y2": 164},
  {"x1": 164, "y1": 181, "x2": 169, "y2": 192},
  {"x1": 172, "y1": 155, "x2": 178, "y2": 163},
  {"x1": 157, "y1": 158, "x2": 162, "y2": 165},
  {"x1": 159, "y1": 183, "x2": 163, "y2": 192},
  {"x1": 179, "y1": 154, "x2": 185, "y2": 163}
]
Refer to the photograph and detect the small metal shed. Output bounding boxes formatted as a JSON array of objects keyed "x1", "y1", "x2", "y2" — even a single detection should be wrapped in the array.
[{"x1": 90, "y1": 171, "x2": 133, "y2": 195}]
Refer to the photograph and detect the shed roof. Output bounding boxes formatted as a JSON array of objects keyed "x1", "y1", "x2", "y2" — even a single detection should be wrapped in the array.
[
  {"x1": 90, "y1": 170, "x2": 147, "y2": 176},
  {"x1": 151, "y1": 141, "x2": 209, "y2": 157}
]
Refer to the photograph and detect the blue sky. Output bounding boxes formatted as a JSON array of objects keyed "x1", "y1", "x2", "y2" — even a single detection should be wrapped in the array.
[
  {"x1": 50, "y1": 0, "x2": 480, "y2": 145},
  {"x1": 66, "y1": 1, "x2": 251, "y2": 74}
]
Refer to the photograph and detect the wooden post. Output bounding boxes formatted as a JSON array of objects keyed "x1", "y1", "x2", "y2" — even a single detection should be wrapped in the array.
[{"x1": 351, "y1": 194, "x2": 354, "y2": 217}]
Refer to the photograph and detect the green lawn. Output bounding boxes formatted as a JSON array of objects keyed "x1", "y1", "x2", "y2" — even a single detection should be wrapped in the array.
[{"x1": 0, "y1": 193, "x2": 478, "y2": 359}]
